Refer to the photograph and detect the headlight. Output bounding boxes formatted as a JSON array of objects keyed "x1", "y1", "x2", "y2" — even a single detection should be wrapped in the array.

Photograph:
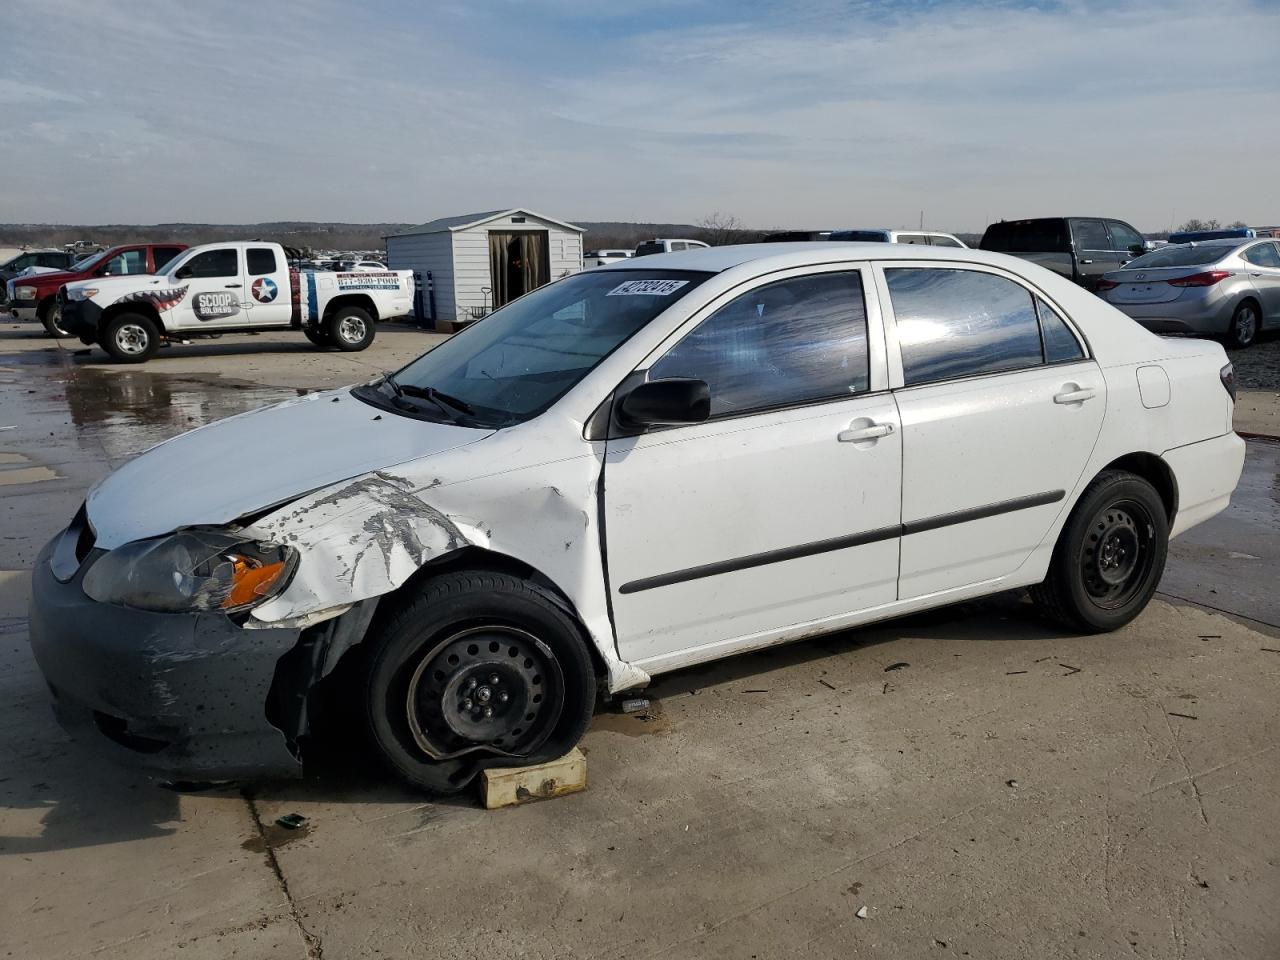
[
  {"x1": 13, "y1": 285, "x2": 37, "y2": 299},
  {"x1": 81, "y1": 530, "x2": 297, "y2": 614},
  {"x1": 74, "y1": 287, "x2": 99, "y2": 300}
]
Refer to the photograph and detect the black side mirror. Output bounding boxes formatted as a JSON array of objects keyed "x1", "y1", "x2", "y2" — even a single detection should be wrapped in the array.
[
  {"x1": 174, "y1": 265, "x2": 192, "y2": 280},
  {"x1": 1128, "y1": 244, "x2": 1146, "y2": 257},
  {"x1": 618, "y1": 378, "x2": 710, "y2": 429}
]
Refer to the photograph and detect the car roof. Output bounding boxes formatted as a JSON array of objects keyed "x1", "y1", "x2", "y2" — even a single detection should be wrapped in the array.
[{"x1": 605, "y1": 241, "x2": 1008, "y2": 274}]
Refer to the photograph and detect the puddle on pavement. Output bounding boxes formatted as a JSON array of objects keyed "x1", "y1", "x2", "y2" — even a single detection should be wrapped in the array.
[
  {"x1": 590, "y1": 700, "x2": 673, "y2": 737},
  {"x1": 241, "y1": 820, "x2": 313, "y2": 853}
]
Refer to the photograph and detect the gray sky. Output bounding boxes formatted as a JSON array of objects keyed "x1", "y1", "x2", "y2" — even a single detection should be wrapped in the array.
[{"x1": 1, "y1": 0, "x2": 1277, "y2": 233}]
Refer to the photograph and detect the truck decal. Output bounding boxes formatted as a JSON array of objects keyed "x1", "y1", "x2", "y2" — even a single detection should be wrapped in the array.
[
  {"x1": 251, "y1": 277, "x2": 278, "y2": 303},
  {"x1": 306, "y1": 271, "x2": 318, "y2": 322},
  {"x1": 116, "y1": 286, "x2": 189, "y2": 311},
  {"x1": 192, "y1": 291, "x2": 240, "y2": 321}
]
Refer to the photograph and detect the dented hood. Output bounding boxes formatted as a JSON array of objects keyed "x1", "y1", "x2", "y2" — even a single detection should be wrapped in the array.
[{"x1": 86, "y1": 389, "x2": 492, "y2": 549}]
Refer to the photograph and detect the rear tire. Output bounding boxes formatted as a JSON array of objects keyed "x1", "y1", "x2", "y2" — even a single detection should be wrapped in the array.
[
  {"x1": 101, "y1": 312, "x2": 160, "y2": 363},
  {"x1": 1031, "y1": 470, "x2": 1168, "y2": 632},
  {"x1": 361, "y1": 571, "x2": 596, "y2": 795},
  {"x1": 325, "y1": 306, "x2": 375, "y2": 352},
  {"x1": 1227, "y1": 300, "x2": 1259, "y2": 349},
  {"x1": 39, "y1": 298, "x2": 72, "y2": 338}
]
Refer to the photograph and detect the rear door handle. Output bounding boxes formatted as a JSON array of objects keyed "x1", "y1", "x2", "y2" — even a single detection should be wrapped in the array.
[
  {"x1": 1054, "y1": 387, "x2": 1096, "y2": 404},
  {"x1": 225, "y1": 283, "x2": 243, "y2": 288},
  {"x1": 838, "y1": 422, "x2": 894, "y2": 442},
  {"x1": 1079, "y1": 259, "x2": 1094, "y2": 264}
]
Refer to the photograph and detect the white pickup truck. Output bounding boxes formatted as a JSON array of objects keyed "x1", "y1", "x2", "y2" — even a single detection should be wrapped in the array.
[{"x1": 59, "y1": 241, "x2": 415, "y2": 363}]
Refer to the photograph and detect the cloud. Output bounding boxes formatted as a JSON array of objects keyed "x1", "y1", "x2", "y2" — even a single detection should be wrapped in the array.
[{"x1": 0, "y1": 0, "x2": 1275, "y2": 230}]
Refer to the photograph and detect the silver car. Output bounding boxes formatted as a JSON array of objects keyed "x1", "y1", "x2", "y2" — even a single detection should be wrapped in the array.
[{"x1": 1098, "y1": 237, "x2": 1280, "y2": 348}]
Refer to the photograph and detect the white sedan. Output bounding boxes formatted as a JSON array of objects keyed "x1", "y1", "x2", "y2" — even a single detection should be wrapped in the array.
[{"x1": 29, "y1": 243, "x2": 1245, "y2": 793}]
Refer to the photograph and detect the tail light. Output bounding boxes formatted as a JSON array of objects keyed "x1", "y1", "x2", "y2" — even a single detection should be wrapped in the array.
[
  {"x1": 1220, "y1": 362, "x2": 1236, "y2": 402},
  {"x1": 1169, "y1": 270, "x2": 1230, "y2": 288},
  {"x1": 1095, "y1": 279, "x2": 1119, "y2": 292}
]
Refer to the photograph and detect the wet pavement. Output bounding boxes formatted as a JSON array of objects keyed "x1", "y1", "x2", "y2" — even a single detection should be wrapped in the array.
[{"x1": 1, "y1": 319, "x2": 1279, "y2": 959}]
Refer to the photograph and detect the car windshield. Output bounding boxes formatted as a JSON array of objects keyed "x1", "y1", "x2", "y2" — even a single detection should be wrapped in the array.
[
  {"x1": 356, "y1": 269, "x2": 712, "y2": 428},
  {"x1": 1123, "y1": 245, "x2": 1233, "y2": 269}
]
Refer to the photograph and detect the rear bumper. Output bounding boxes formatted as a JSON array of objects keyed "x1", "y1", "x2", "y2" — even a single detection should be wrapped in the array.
[
  {"x1": 1108, "y1": 294, "x2": 1236, "y2": 337},
  {"x1": 1164, "y1": 432, "x2": 1246, "y2": 538},
  {"x1": 28, "y1": 535, "x2": 306, "y2": 780}
]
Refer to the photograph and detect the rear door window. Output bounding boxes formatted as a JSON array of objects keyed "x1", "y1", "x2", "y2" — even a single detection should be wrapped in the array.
[
  {"x1": 1243, "y1": 242, "x2": 1280, "y2": 268},
  {"x1": 1036, "y1": 298, "x2": 1086, "y2": 363},
  {"x1": 153, "y1": 247, "x2": 183, "y2": 271},
  {"x1": 1071, "y1": 219, "x2": 1110, "y2": 251},
  {"x1": 980, "y1": 220, "x2": 1069, "y2": 253},
  {"x1": 247, "y1": 247, "x2": 279, "y2": 275},
  {"x1": 887, "y1": 268, "x2": 1044, "y2": 386},
  {"x1": 649, "y1": 271, "x2": 870, "y2": 418},
  {"x1": 896, "y1": 234, "x2": 930, "y2": 245},
  {"x1": 931, "y1": 236, "x2": 964, "y2": 248}
]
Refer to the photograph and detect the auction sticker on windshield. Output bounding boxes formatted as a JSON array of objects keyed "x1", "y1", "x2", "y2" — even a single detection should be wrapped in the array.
[{"x1": 607, "y1": 279, "x2": 690, "y2": 297}]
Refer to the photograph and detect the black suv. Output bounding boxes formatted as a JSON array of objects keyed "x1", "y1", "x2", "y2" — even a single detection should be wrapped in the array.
[{"x1": 979, "y1": 217, "x2": 1146, "y2": 291}]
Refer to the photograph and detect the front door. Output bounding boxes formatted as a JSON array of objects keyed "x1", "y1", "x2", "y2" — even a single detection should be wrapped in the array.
[
  {"x1": 243, "y1": 245, "x2": 292, "y2": 327},
  {"x1": 167, "y1": 246, "x2": 246, "y2": 331},
  {"x1": 880, "y1": 264, "x2": 1105, "y2": 598},
  {"x1": 603, "y1": 267, "x2": 902, "y2": 670}
]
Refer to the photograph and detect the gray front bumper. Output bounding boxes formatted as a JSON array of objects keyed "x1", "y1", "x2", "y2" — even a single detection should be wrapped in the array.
[{"x1": 28, "y1": 536, "x2": 306, "y2": 781}]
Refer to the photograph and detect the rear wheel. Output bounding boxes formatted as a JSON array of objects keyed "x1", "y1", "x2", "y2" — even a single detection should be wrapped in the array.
[
  {"x1": 1031, "y1": 470, "x2": 1168, "y2": 632},
  {"x1": 101, "y1": 312, "x2": 160, "y2": 363},
  {"x1": 362, "y1": 571, "x2": 596, "y2": 795},
  {"x1": 1227, "y1": 300, "x2": 1259, "y2": 349},
  {"x1": 325, "y1": 306, "x2": 375, "y2": 352},
  {"x1": 39, "y1": 298, "x2": 71, "y2": 338}
]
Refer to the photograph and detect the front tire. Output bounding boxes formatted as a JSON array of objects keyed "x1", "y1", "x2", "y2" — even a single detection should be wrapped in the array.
[
  {"x1": 39, "y1": 298, "x2": 71, "y2": 338},
  {"x1": 1032, "y1": 470, "x2": 1168, "y2": 632},
  {"x1": 325, "y1": 306, "x2": 375, "y2": 352},
  {"x1": 362, "y1": 571, "x2": 596, "y2": 795},
  {"x1": 1227, "y1": 300, "x2": 1259, "y2": 349},
  {"x1": 101, "y1": 312, "x2": 160, "y2": 363},
  {"x1": 303, "y1": 325, "x2": 331, "y2": 348}
]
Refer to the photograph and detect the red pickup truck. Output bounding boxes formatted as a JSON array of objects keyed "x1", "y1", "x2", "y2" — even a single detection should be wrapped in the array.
[{"x1": 8, "y1": 243, "x2": 186, "y2": 337}]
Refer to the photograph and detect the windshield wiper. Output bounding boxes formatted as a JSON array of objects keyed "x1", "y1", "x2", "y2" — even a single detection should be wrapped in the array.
[{"x1": 380, "y1": 374, "x2": 476, "y2": 419}]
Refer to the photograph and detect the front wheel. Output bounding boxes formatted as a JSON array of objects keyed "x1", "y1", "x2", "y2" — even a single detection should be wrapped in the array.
[
  {"x1": 39, "y1": 299, "x2": 72, "y2": 338},
  {"x1": 101, "y1": 312, "x2": 160, "y2": 363},
  {"x1": 1227, "y1": 300, "x2": 1259, "y2": 349},
  {"x1": 325, "y1": 306, "x2": 375, "y2": 352},
  {"x1": 1031, "y1": 470, "x2": 1168, "y2": 632},
  {"x1": 362, "y1": 571, "x2": 596, "y2": 794},
  {"x1": 303, "y1": 325, "x2": 331, "y2": 348}
]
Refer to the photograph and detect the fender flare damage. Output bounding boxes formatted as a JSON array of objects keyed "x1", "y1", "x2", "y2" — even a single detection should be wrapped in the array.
[{"x1": 242, "y1": 470, "x2": 649, "y2": 742}]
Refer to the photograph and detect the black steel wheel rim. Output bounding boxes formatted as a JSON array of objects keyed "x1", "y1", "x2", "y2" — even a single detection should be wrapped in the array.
[
  {"x1": 1080, "y1": 498, "x2": 1156, "y2": 609},
  {"x1": 404, "y1": 625, "x2": 564, "y2": 761}
]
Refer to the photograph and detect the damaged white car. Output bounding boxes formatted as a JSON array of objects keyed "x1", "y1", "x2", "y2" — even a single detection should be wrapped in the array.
[{"x1": 29, "y1": 243, "x2": 1245, "y2": 793}]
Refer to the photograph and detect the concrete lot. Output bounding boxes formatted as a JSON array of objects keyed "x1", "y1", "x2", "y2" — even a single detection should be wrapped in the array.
[{"x1": 1, "y1": 319, "x2": 1278, "y2": 959}]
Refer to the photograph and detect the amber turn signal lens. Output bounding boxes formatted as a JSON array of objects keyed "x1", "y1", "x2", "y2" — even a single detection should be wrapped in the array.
[{"x1": 222, "y1": 556, "x2": 288, "y2": 610}]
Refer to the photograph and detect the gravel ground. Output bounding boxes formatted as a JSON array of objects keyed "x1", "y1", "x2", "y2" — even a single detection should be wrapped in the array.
[{"x1": 1226, "y1": 334, "x2": 1280, "y2": 390}]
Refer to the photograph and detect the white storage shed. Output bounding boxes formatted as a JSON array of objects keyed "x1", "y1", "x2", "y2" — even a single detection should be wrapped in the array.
[{"x1": 387, "y1": 208, "x2": 584, "y2": 330}]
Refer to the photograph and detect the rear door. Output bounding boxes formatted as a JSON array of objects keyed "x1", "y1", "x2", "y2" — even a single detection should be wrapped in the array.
[
  {"x1": 243, "y1": 246, "x2": 292, "y2": 327},
  {"x1": 1242, "y1": 241, "x2": 1280, "y2": 324},
  {"x1": 602, "y1": 265, "x2": 901, "y2": 669},
  {"x1": 167, "y1": 246, "x2": 246, "y2": 330},
  {"x1": 878, "y1": 262, "x2": 1104, "y2": 598},
  {"x1": 1070, "y1": 219, "x2": 1121, "y2": 288}
]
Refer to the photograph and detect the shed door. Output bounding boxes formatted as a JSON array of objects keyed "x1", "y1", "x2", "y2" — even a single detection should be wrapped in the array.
[{"x1": 489, "y1": 231, "x2": 549, "y2": 309}]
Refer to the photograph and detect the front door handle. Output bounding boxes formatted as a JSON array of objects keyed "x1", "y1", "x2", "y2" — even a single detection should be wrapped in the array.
[
  {"x1": 1079, "y1": 258, "x2": 1094, "y2": 264},
  {"x1": 225, "y1": 283, "x2": 243, "y2": 288},
  {"x1": 838, "y1": 422, "x2": 894, "y2": 442},
  {"x1": 1054, "y1": 387, "x2": 1096, "y2": 405}
]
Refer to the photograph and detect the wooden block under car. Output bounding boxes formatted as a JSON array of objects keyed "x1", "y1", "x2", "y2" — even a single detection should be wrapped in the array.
[{"x1": 480, "y1": 748, "x2": 587, "y2": 809}]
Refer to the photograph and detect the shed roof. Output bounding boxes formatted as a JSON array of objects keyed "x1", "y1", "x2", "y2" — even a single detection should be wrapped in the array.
[{"x1": 392, "y1": 208, "x2": 585, "y2": 238}]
